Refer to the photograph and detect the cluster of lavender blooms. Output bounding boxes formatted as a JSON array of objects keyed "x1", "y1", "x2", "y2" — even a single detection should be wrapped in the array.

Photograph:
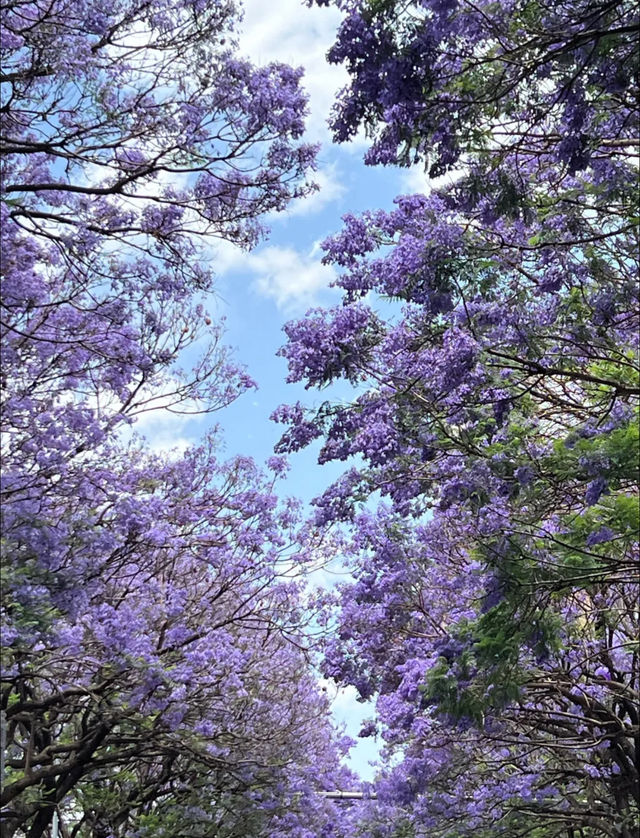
[
  {"x1": 274, "y1": 1, "x2": 639, "y2": 835},
  {"x1": 1, "y1": 2, "x2": 355, "y2": 836}
]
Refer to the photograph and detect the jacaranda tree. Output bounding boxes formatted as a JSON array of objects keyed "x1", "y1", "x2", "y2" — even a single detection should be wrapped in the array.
[
  {"x1": 1, "y1": 2, "x2": 353, "y2": 836},
  {"x1": 276, "y1": 1, "x2": 639, "y2": 835}
]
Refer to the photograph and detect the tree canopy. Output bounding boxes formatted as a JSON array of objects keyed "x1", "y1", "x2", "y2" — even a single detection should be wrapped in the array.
[
  {"x1": 1, "y1": 2, "x2": 350, "y2": 836},
  {"x1": 276, "y1": 0, "x2": 639, "y2": 835},
  {"x1": 2, "y1": 0, "x2": 639, "y2": 837}
]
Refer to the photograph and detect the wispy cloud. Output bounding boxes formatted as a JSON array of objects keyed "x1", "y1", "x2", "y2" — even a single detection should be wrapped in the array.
[
  {"x1": 120, "y1": 408, "x2": 200, "y2": 457},
  {"x1": 209, "y1": 239, "x2": 337, "y2": 312},
  {"x1": 280, "y1": 161, "x2": 347, "y2": 218},
  {"x1": 250, "y1": 244, "x2": 337, "y2": 310},
  {"x1": 399, "y1": 163, "x2": 468, "y2": 195}
]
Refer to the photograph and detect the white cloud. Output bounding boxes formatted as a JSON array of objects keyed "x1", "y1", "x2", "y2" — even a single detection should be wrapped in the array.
[
  {"x1": 318, "y1": 679, "x2": 380, "y2": 781},
  {"x1": 250, "y1": 245, "x2": 337, "y2": 310},
  {"x1": 208, "y1": 237, "x2": 337, "y2": 311},
  {"x1": 119, "y1": 408, "x2": 199, "y2": 457},
  {"x1": 399, "y1": 164, "x2": 431, "y2": 195},
  {"x1": 210, "y1": 237, "x2": 250, "y2": 275},
  {"x1": 399, "y1": 164, "x2": 468, "y2": 195},
  {"x1": 318, "y1": 679, "x2": 374, "y2": 732},
  {"x1": 279, "y1": 161, "x2": 347, "y2": 218},
  {"x1": 144, "y1": 431, "x2": 194, "y2": 457}
]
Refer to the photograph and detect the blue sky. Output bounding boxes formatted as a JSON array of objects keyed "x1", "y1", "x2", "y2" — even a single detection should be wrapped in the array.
[{"x1": 138, "y1": 0, "x2": 433, "y2": 781}]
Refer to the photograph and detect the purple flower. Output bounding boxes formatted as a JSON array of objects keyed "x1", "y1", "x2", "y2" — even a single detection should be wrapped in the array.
[
  {"x1": 514, "y1": 466, "x2": 534, "y2": 487},
  {"x1": 586, "y1": 526, "x2": 615, "y2": 546},
  {"x1": 593, "y1": 666, "x2": 611, "y2": 681},
  {"x1": 585, "y1": 478, "x2": 608, "y2": 507}
]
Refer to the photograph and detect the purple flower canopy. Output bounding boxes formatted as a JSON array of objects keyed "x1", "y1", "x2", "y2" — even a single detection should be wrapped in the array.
[
  {"x1": 283, "y1": 0, "x2": 638, "y2": 834},
  {"x1": 1, "y1": 1, "x2": 353, "y2": 835},
  {"x1": 2, "y1": 0, "x2": 639, "y2": 836}
]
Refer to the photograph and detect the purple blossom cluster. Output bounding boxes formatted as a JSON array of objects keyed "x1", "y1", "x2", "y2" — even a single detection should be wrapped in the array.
[
  {"x1": 0, "y1": 3, "x2": 356, "y2": 836},
  {"x1": 314, "y1": 0, "x2": 638, "y2": 180},
  {"x1": 276, "y1": 1, "x2": 640, "y2": 834}
]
